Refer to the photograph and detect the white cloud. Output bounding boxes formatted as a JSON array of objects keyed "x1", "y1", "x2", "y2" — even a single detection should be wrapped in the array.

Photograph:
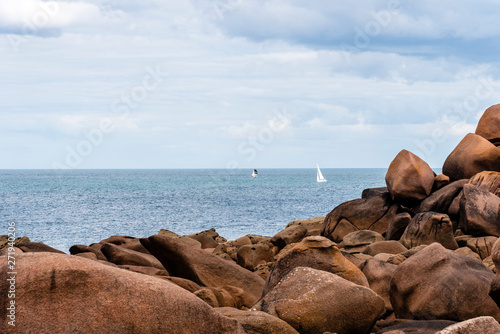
[
  {"x1": 212, "y1": 0, "x2": 500, "y2": 49},
  {"x1": 0, "y1": 0, "x2": 110, "y2": 35}
]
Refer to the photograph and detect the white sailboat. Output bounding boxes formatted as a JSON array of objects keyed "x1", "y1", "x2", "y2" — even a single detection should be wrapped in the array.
[
  {"x1": 316, "y1": 164, "x2": 327, "y2": 182},
  {"x1": 252, "y1": 169, "x2": 258, "y2": 178}
]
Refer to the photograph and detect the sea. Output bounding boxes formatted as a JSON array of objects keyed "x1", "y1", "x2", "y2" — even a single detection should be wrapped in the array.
[{"x1": 0, "y1": 168, "x2": 389, "y2": 252}]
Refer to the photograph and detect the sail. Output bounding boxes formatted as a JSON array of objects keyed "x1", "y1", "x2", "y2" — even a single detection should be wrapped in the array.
[
  {"x1": 317, "y1": 164, "x2": 326, "y2": 182},
  {"x1": 252, "y1": 169, "x2": 258, "y2": 178}
]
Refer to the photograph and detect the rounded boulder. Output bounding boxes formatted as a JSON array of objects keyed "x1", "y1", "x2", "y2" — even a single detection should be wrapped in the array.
[
  {"x1": 385, "y1": 150, "x2": 435, "y2": 206},
  {"x1": 0, "y1": 252, "x2": 245, "y2": 333}
]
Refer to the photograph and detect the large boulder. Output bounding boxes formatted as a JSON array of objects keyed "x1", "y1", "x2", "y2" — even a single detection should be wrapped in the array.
[
  {"x1": 488, "y1": 238, "x2": 500, "y2": 307},
  {"x1": 321, "y1": 192, "x2": 398, "y2": 242},
  {"x1": 469, "y1": 171, "x2": 500, "y2": 196},
  {"x1": 362, "y1": 259, "x2": 398, "y2": 311},
  {"x1": 196, "y1": 287, "x2": 237, "y2": 308},
  {"x1": 385, "y1": 150, "x2": 435, "y2": 206},
  {"x1": 140, "y1": 235, "x2": 265, "y2": 307},
  {"x1": 99, "y1": 235, "x2": 137, "y2": 245},
  {"x1": 385, "y1": 213, "x2": 412, "y2": 241},
  {"x1": 98, "y1": 236, "x2": 151, "y2": 254},
  {"x1": 465, "y1": 236, "x2": 498, "y2": 260},
  {"x1": 157, "y1": 230, "x2": 203, "y2": 248},
  {"x1": 185, "y1": 229, "x2": 220, "y2": 249},
  {"x1": 16, "y1": 241, "x2": 65, "y2": 254},
  {"x1": 390, "y1": 243, "x2": 500, "y2": 321},
  {"x1": 400, "y1": 212, "x2": 458, "y2": 250},
  {"x1": 236, "y1": 243, "x2": 274, "y2": 271},
  {"x1": 362, "y1": 187, "x2": 389, "y2": 199},
  {"x1": 362, "y1": 241, "x2": 408, "y2": 256},
  {"x1": 443, "y1": 133, "x2": 500, "y2": 180},
  {"x1": 254, "y1": 267, "x2": 385, "y2": 334},
  {"x1": 285, "y1": 216, "x2": 324, "y2": 236},
  {"x1": 416, "y1": 179, "x2": 468, "y2": 214},
  {"x1": 0, "y1": 235, "x2": 28, "y2": 251},
  {"x1": 459, "y1": 184, "x2": 500, "y2": 236},
  {"x1": 270, "y1": 225, "x2": 307, "y2": 249},
  {"x1": 0, "y1": 252, "x2": 245, "y2": 333},
  {"x1": 101, "y1": 243, "x2": 165, "y2": 269},
  {"x1": 343, "y1": 230, "x2": 384, "y2": 247},
  {"x1": 217, "y1": 307, "x2": 300, "y2": 334},
  {"x1": 69, "y1": 244, "x2": 107, "y2": 260},
  {"x1": 262, "y1": 236, "x2": 369, "y2": 297},
  {"x1": 476, "y1": 104, "x2": 500, "y2": 146}
]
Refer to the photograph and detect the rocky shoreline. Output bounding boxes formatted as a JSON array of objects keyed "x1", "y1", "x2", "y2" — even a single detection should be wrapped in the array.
[{"x1": 2, "y1": 105, "x2": 500, "y2": 333}]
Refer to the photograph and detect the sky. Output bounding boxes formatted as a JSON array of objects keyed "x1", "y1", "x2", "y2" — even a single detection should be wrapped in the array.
[{"x1": 1, "y1": 0, "x2": 499, "y2": 169}]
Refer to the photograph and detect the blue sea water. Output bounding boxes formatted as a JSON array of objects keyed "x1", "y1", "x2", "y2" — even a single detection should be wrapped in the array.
[{"x1": 0, "y1": 169, "x2": 388, "y2": 252}]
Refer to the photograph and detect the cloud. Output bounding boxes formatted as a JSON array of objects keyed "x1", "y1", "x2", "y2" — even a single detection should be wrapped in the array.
[
  {"x1": 0, "y1": 0, "x2": 113, "y2": 36},
  {"x1": 213, "y1": 0, "x2": 500, "y2": 61}
]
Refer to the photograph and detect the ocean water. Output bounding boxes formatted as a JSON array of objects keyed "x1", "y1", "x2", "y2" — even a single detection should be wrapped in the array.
[{"x1": 0, "y1": 169, "x2": 388, "y2": 252}]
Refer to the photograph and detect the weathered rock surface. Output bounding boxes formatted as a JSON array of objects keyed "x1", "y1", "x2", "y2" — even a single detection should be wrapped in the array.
[
  {"x1": 0, "y1": 246, "x2": 23, "y2": 257},
  {"x1": 140, "y1": 235, "x2": 265, "y2": 307},
  {"x1": 400, "y1": 212, "x2": 458, "y2": 250},
  {"x1": 16, "y1": 241, "x2": 65, "y2": 254},
  {"x1": 285, "y1": 216, "x2": 324, "y2": 233},
  {"x1": 254, "y1": 267, "x2": 385, "y2": 334},
  {"x1": 117, "y1": 264, "x2": 168, "y2": 276},
  {"x1": 390, "y1": 243, "x2": 500, "y2": 321},
  {"x1": 465, "y1": 236, "x2": 498, "y2": 260},
  {"x1": 454, "y1": 247, "x2": 481, "y2": 261},
  {"x1": 459, "y1": 184, "x2": 500, "y2": 236},
  {"x1": 443, "y1": 133, "x2": 500, "y2": 180},
  {"x1": 385, "y1": 213, "x2": 411, "y2": 241},
  {"x1": 75, "y1": 252, "x2": 98, "y2": 260},
  {"x1": 434, "y1": 174, "x2": 451, "y2": 191},
  {"x1": 362, "y1": 259, "x2": 398, "y2": 311},
  {"x1": 185, "y1": 229, "x2": 220, "y2": 249},
  {"x1": 0, "y1": 252, "x2": 245, "y2": 334},
  {"x1": 217, "y1": 307, "x2": 300, "y2": 334},
  {"x1": 476, "y1": 104, "x2": 500, "y2": 146},
  {"x1": 343, "y1": 230, "x2": 384, "y2": 247},
  {"x1": 385, "y1": 150, "x2": 435, "y2": 206},
  {"x1": 488, "y1": 238, "x2": 500, "y2": 307},
  {"x1": 262, "y1": 236, "x2": 368, "y2": 297},
  {"x1": 270, "y1": 225, "x2": 307, "y2": 249},
  {"x1": 469, "y1": 171, "x2": 500, "y2": 196},
  {"x1": 0, "y1": 235, "x2": 30, "y2": 251},
  {"x1": 386, "y1": 244, "x2": 428, "y2": 265},
  {"x1": 436, "y1": 316, "x2": 500, "y2": 334},
  {"x1": 375, "y1": 319, "x2": 456, "y2": 334},
  {"x1": 197, "y1": 287, "x2": 237, "y2": 308},
  {"x1": 69, "y1": 244, "x2": 107, "y2": 260},
  {"x1": 237, "y1": 243, "x2": 274, "y2": 271},
  {"x1": 100, "y1": 242, "x2": 165, "y2": 269},
  {"x1": 362, "y1": 241, "x2": 408, "y2": 256},
  {"x1": 484, "y1": 255, "x2": 496, "y2": 273},
  {"x1": 416, "y1": 179, "x2": 468, "y2": 214},
  {"x1": 321, "y1": 192, "x2": 398, "y2": 242},
  {"x1": 158, "y1": 229, "x2": 203, "y2": 248},
  {"x1": 195, "y1": 287, "x2": 220, "y2": 307},
  {"x1": 362, "y1": 187, "x2": 389, "y2": 199},
  {"x1": 159, "y1": 276, "x2": 201, "y2": 293}
]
